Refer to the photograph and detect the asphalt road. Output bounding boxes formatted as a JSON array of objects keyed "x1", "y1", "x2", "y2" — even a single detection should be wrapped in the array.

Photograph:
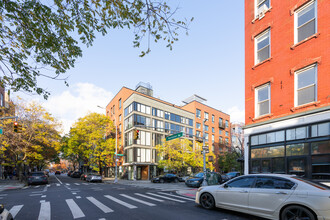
[{"x1": 1, "y1": 174, "x2": 263, "y2": 220}]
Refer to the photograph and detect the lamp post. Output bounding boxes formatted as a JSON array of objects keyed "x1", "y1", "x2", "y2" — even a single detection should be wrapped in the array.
[{"x1": 202, "y1": 118, "x2": 208, "y2": 186}]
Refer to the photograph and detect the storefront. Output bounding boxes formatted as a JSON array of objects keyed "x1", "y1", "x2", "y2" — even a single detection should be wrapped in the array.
[{"x1": 248, "y1": 120, "x2": 330, "y2": 179}]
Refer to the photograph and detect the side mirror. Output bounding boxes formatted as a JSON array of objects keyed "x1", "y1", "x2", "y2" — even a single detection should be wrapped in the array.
[{"x1": 223, "y1": 184, "x2": 228, "y2": 188}]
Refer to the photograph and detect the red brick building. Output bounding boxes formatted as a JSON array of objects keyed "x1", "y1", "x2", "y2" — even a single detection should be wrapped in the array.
[{"x1": 244, "y1": 0, "x2": 330, "y2": 179}]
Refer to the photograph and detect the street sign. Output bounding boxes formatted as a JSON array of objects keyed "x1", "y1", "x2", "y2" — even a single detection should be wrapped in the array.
[
  {"x1": 116, "y1": 154, "x2": 124, "y2": 156},
  {"x1": 166, "y1": 132, "x2": 183, "y2": 141},
  {"x1": 202, "y1": 146, "x2": 208, "y2": 150},
  {"x1": 0, "y1": 129, "x2": 2, "y2": 135}
]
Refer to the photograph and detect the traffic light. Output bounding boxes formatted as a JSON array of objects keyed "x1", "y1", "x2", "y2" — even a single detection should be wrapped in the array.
[
  {"x1": 13, "y1": 122, "x2": 18, "y2": 133},
  {"x1": 133, "y1": 130, "x2": 140, "y2": 140}
]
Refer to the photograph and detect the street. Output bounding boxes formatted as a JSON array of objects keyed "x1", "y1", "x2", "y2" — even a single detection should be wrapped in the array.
[{"x1": 0, "y1": 174, "x2": 263, "y2": 220}]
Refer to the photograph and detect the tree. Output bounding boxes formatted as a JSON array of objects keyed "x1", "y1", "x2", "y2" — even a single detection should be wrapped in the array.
[
  {"x1": 156, "y1": 138, "x2": 215, "y2": 174},
  {"x1": 0, "y1": 98, "x2": 62, "y2": 178},
  {"x1": 0, "y1": 0, "x2": 192, "y2": 99},
  {"x1": 218, "y1": 151, "x2": 241, "y2": 173},
  {"x1": 62, "y1": 112, "x2": 115, "y2": 174}
]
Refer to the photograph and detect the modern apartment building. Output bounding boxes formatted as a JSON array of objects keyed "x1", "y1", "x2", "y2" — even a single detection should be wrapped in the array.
[
  {"x1": 106, "y1": 83, "x2": 231, "y2": 180},
  {"x1": 244, "y1": 0, "x2": 330, "y2": 179}
]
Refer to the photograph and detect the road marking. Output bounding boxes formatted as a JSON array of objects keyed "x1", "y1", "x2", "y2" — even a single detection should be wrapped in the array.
[
  {"x1": 104, "y1": 195, "x2": 137, "y2": 209},
  {"x1": 42, "y1": 186, "x2": 48, "y2": 192},
  {"x1": 46, "y1": 184, "x2": 50, "y2": 187},
  {"x1": 72, "y1": 192, "x2": 77, "y2": 195},
  {"x1": 9, "y1": 205, "x2": 23, "y2": 218},
  {"x1": 82, "y1": 183, "x2": 88, "y2": 185},
  {"x1": 0, "y1": 194, "x2": 7, "y2": 196},
  {"x1": 38, "y1": 201, "x2": 51, "y2": 220},
  {"x1": 22, "y1": 186, "x2": 29, "y2": 189},
  {"x1": 120, "y1": 194, "x2": 156, "y2": 206},
  {"x1": 34, "y1": 186, "x2": 40, "y2": 188},
  {"x1": 87, "y1": 197, "x2": 113, "y2": 213},
  {"x1": 74, "y1": 183, "x2": 80, "y2": 185},
  {"x1": 56, "y1": 184, "x2": 60, "y2": 186},
  {"x1": 41, "y1": 195, "x2": 46, "y2": 198},
  {"x1": 76, "y1": 196, "x2": 81, "y2": 199},
  {"x1": 99, "y1": 219, "x2": 106, "y2": 220},
  {"x1": 134, "y1": 193, "x2": 164, "y2": 202},
  {"x1": 157, "y1": 192, "x2": 195, "y2": 201},
  {"x1": 30, "y1": 194, "x2": 43, "y2": 196},
  {"x1": 146, "y1": 193, "x2": 186, "y2": 203},
  {"x1": 66, "y1": 199, "x2": 85, "y2": 219},
  {"x1": 40, "y1": 200, "x2": 46, "y2": 203},
  {"x1": 54, "y1": 175, "x2": 63, "y2": 184},
  {"x1": 66, "y1": 183, "x2": 70, "y2": 186}
]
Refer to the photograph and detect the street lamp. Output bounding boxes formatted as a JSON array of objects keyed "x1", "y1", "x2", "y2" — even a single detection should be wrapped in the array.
[
  {"x1": 97, "y1": 105, "x2": 118, "y2": 183},
  {"x1": 202, "y1": 118, "x2": 208, "y2": 186}
]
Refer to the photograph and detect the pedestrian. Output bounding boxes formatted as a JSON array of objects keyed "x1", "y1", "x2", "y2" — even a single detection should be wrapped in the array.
[{"x1": 4, "y1": 170, "x2": 8, "y2": 180}]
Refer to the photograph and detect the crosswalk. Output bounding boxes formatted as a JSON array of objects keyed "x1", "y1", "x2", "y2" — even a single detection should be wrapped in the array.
[
  {"x1": 21, "y1": 182, "x2": 100, "y2": 189},
  {"x1": 8, "y1": 191, "x2": 193, "y2": 219}
]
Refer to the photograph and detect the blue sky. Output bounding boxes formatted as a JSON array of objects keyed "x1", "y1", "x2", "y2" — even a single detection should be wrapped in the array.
[{"x1": 14, "y1": 0, "x2": 245, "y2": 134}]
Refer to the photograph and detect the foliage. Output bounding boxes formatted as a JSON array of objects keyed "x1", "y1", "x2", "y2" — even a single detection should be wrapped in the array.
[
  {"x1": 0, "y1": 0, "x2": 192, "y2": 99},
  {"x1": 218, "y1": 151, "x2": 241, "y2": 173},
  {"x1": 156, "y1": 138, "x2": 215, "y2": 173},
  {"x1": 0, "y1": 98, "x2": 62, "y2": 170},
  {"x1": 62, "y1": 112, "x2": 115, "y2": 174}
]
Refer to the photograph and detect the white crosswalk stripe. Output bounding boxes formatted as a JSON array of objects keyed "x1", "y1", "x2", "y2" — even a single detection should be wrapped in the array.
[
  {"x1": 87, "y1": 197, "x2": 113, "y2": 213},
  {"x1": 74, "y1": 183, "x2": 80, "y2": 185},
  {"x1": 66, "y1": 199, "x2": 85, "y2": 219},
  {"x1": 104, "y1": 195, "x2": 137, "y2": 209},
  {"x1": 146, "y1": 193, "x2": 186, "y2": 203},
  {"x1": 56, "y1": 183, "x2": 60, "y2": 186},
  {"x1": 134, "y1": 193, "x2": 164, "y2": 202},
  {"x1": 34, "y1": 185, "x2": 40, "y2": 188},
  {"x1": 38, "y1": 201, "x2": 51, "y2": 220},
  {"x1": 82, "y1": 183, "x2": 88, "y2": 185},
  {"x1": 65, "y1": 183, "x2": 70, "y2": 186},
  {"x1": 120, "y1": 194, "x2": 156, "y2": 206},
  {"x1": 9, "y1": 205, "x2": 23, "y2": 218},
  {"x1": 157, "y1": 192, "x2": 195, "y2": 201}
]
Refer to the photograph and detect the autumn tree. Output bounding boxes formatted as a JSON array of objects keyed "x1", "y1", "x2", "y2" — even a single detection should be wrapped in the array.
[
  {"x1": 0, "y1": 0, "x2": 192, "y2": 99},
  {"x1": 63, "y1": 113, "x2": 115, "y2": 174},
  {"x1": 218, "y1": 151, "x2": 241, "y2": 173},
  {"x1": 156, "y1": 138, "x2": 215, "y2": 174},
  {"x1": 0, "y1": 98, "x2": 62, "y2": 178}
]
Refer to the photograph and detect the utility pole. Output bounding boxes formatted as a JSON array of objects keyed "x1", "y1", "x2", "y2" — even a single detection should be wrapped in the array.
[
  {"x1": 202, "y1": 118, "x2": 208, "y2": 186},
  {"x1": 114, "y1": 119, "x2": 118, "y2": 183}
]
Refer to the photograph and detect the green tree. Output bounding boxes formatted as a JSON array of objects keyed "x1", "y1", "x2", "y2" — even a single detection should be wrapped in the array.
[
  {"x1": 63, "y1": 112, "x2": 115, "y2": 174},
  {"x1": 218, "y1": 151, "x2": 241, "y2": 173},
  {"x1": 156, "y1": 139, "x2": 215, "y2": 173},
  {"x1": 0, "y1": 0, "x2": 192, "y2": 99},
  {"x1": 0, "y1": 98, "x2": 62, "y2": 178}
]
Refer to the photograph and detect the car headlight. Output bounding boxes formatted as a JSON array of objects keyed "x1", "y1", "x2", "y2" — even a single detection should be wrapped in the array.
[{"x1": 193, "y1": 180, "x2": 199, "y2": 183}]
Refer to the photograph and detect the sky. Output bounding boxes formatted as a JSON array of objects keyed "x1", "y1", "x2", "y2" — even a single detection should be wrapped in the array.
[{"x1": 13, "y1": 0, "x2": 245, "y2": 134}]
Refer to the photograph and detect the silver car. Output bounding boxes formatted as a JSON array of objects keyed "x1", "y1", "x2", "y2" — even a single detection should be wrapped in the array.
[
  {"x1": 196, "y1": 174, "x2": 330, "y2": 220},
  {"x1": 86, "y1": 173, "x2": 102, "y2": 183}
]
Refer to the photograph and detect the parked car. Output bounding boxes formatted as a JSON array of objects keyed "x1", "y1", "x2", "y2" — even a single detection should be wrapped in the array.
[
  {"x1": 55, "y1": 170, "x2": 61, "y2": 175},
  {"x1": 67, "y1": 170, "x2": 73, "y2": 176},
  {"x1": 0, "y1": 204, "x2": 13, "y2": 220},
  {"x1": 86, "y1": 173, "x2": 102, "y2": 183},
  {"x1": 196, "y1": 174, "x2": 330, "y2": 220},
  {"x1": 225, "y1": 171, "x2": 240, "y2": 179},
  {"x1": 44, "y1": 169, "x2": 50, "y2": 177},
  {"x1": 27, "y1": 172, "x2": 48, "y2": 185},
  {"x1": 80, "y1": 173, "x2": 88, "y2": 181},
  {"x1": 178, "y1": 175, "x2": 190, "y2": 182},
  {"x1": 151, "y1": 174, "x2": 180, "y2": 183},
  {"x1": 71, "y1": 171, "x2": 82, "y2": 178},
  {"x1": 185, "y1": 172, "x2": 225, "y2": 188}
]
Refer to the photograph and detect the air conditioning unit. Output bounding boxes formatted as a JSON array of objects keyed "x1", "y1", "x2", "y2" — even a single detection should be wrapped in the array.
[{"x1": 258, "y1": 4, "x2": 269, "y2": 19}]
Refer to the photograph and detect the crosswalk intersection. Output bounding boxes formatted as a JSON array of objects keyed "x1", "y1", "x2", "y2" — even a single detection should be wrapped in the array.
[{"x1": 7, "y1": 191, "x2": 194, "y2": 219}]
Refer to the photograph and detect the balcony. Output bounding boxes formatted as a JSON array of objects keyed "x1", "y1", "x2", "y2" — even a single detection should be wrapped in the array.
[{"x1": 219, "y1": 122, "x2": 225, "y2": 129}]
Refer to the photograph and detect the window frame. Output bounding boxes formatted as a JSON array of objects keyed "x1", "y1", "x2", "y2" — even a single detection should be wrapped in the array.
[
  {"x1": 294, "y1": 64, "x2": 317, "y2": 107},
  {"x1": 294, "y1": 0, "x2": 317, "y2": 44},
  {"x1": 255, "y1": 29, "x2": 271, "y2": 65},
  {"x1": 255, "y1": 83, "x2": 271, "y2": 118},
  {"x1": 255, "y1": 0, "x2": 270, "y2": 18}
]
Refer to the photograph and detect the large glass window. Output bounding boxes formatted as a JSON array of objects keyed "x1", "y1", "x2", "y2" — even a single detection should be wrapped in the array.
[
  {"x1": 312, "y1": 122, "x2": 330, "y2": 137},
  {"x1": 124, "y1": 115, "x2": 134, "y2": 130},
  {"x1": 134, "y1": 114, "x2": 151, "y2": 129},
  {"x1": 251, "y1": 146, "x2": 284, "y2": 159},
  {"x1": 312, "y1": 140, "x2": 330, "y2": 155},
  {"x1": 286, "y1": 143, "x2": 309, "y2": 156},
  {"x1": 152, "y1": 107, "x2": 163, "y2": 118},
  {"x1": 227, "y1": 177, "x2": 255, "y2": 188},
  {"x1": 153, "y1": 119, "x2": 164, "y2": 132},
  {"x1": 295, "y1": 1, "x2": 316, "y2": 43},
  {"x1": 295, "y1": 65, "x2": 317, "y2": 106},
  {"x1": 196, "y1": 109, "x2": 201, "y2": 118},
  {"x1": 273, "y1": 158, "x2": 285, "y2": 173},
  {"x1": 136, "y1": 131, "x2": 151, "y2": 146},
  {"x1": 255, "y1": 29, "x2": 270, "y2": 64},
  {"x1": 286, "y1": 126, "x2": 309, "y2": 140},
  {"x1": 255, "y1": 84, "x2": 270, "y2": 117}
]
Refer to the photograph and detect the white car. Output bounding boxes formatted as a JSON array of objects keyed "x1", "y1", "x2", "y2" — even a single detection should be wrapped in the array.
[{"x1": 195, "y1": 174, "x2": 330, "y2": 220}]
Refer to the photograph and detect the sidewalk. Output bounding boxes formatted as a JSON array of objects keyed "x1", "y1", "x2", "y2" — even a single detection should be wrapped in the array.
[{"x1": 0, "y1": 179, "x2": 26, "y2": 192}]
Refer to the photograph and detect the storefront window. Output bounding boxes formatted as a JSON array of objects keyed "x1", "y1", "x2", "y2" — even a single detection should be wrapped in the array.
[
  {"x1": 311, "y1": 122, "x2": 330, "y2": 137},
  {"x1": 312, "y1": 140, "x2": 330, "y2": 155},
  {"x1": 286, "y1": 143, "x2": 309, "y2": 156},
  {"x1": 261, "y1": 160, "x2": 271, "y2": 173},
  {"x1": 251, "y1": 160, "x2": 260, "y2": 173},
  {"x1": 273, "y1": 158, "x2": 285, "y2": 173},
  {"x1": 251, "y1": 146, "x2": 284, "y2": 159}
]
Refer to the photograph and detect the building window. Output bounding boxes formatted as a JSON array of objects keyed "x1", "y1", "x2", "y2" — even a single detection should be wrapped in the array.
[
  {"x1": 196, "y1": 109, "x2": 201, "y2": 118},
  {"x1": 212, "y1": 135, "x2": 215, "y2": 143},
  {"x1": 196, "y1": 122, "x2": 201, "y2": 129},
  {"x1": 204, "y1": 125, "x2": 209, "y2": 132},
  {"x1": 255, "y1": 84, "x2": 270, "y2": 117},
  {"x1": 205, "y1": 133, "x2": 209, "y2": 141},
  {"x1": 255, "y1": 29, "x2": 270, "y2": 64},
  {"x1": 226, "y1": 131, "x2": 229, "y2": 136},
  {"x1": 212, "y1": 115, "x2": 215, "y2": 123},
  {"x1": 119, "y1": 98, "x2": 122, "y2": 109},
  {"x1": 196, "y1": 131, "x2": 201, "y2": 138},
  {"x1": 219, "y1": 130, "x2": 222, "y2": 135},
  {"x1": 295, "y1": 64, "x2": 317, "y2": 106},
  {"x1": 295, "y1": 0, "x2": 317, "y2": 43},
  {"x1": 225, "y1": 120, "x2": 229, "y2": 128},
  {"x1": 204, "y1": 112, "x2": 209, "y2": 121},
  {"x1": 212, "y1": 127, "x2": 215, "y2": 133},
  {"x1": 255, "y1": 0, "x2": 270, "y2": 18},
  {"x1": 219, "y1": 137, "x2": 223, "y2": 144},
  {"x1": 119, "y1": 114, "x2": 122, "y2": 122}
]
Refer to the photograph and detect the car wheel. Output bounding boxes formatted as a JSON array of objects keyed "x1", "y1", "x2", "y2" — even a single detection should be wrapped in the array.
[
  {"x1": 160, "y1": 179, "x2": 164, "y2": 183},
  {"x1": 200, "y1": 193, "x2": 215, "y2": 210},
  {"x1": 281, "y1": 205, "x2": 315, "y2": 220},
  {"x1": 174, "y1": 178, "x2": 178, "y2": 183}
]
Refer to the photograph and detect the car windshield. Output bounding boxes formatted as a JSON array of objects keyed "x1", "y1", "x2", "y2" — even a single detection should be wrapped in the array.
[
  {"x1": 226, "y1": 172, "x2": 237, "y2": 177},
  {"x1": 291, "y1": 176, "x2": 330, "y2": 190},
  {"x1": 194, "y1": 173, "x2": 204, "y2": 178}
]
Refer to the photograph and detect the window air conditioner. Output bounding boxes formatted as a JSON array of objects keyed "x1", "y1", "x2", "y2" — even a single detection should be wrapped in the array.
[{"x1": 258, "y1": 4, "x2": 269, "y2": 19}]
